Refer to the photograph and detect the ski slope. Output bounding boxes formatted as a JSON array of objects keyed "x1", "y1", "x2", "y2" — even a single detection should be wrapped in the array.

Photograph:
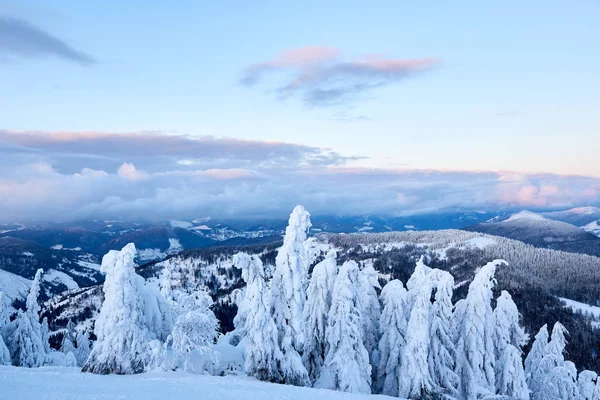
[{"x1": 0, "y1": 366, "x2": 396, "y2": 400}]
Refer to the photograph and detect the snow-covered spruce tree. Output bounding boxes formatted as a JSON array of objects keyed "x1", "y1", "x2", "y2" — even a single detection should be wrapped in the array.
[
  {"x1": 547, "y1": 321, "x2": 569, "y2": 360},
  {"x1": 270, "y1": 205, "x2": 311, "y2": 386},
  {"x1": 530, "y1": 353, "x2": 562, "y2": 400},
  {"x1": 9, "y1": 310, "x2": 46, "y2": 367},
  {"x1": 41, "y1": 317, "x2": 51, "y2": 354},
  {"x1": 0, "y1": 291, "x2": 11, "y2": 365},
  {"x1": 493, "y1": 291, "x2": 527, "y2": 356},
  {"x1": 170, "y1": 290, "x2": 219, "y2": 372},
  {"x1": 399, "y1": 278, "x2": 434, "y2": 399},
  {"x1": 524, "y1": 324, "x2": 549, "y2": 384},
  {"x1": 358, "y1": 263, "x2": 381, "y2": 364},
  {"x1": 529, "y1": 322, "x2": 571, "y2": 400},
  {"x1": 316, "y1": 261, "x2": 371, "y2": 394},
  {"x1": 453, "y1": 260, "x2": 506, "y2": 400},
  {"x1": 8, "y1": 268, "x2": 47, "y2": 367},
  {"x1": 0, "y1": 291, "x2": 11, "y2": 328},
  {"x1": 0, "y1": 332, "x2": 9, "y2": 365},
  {"x1": 538, "y1": 361, "x2": 579, "y2": 400},
  {"x1": 578, "y1": 370, "x2": 599, "y2": 400},
  {"x1": 376, "y1": 280, "x2": 408, "y2": 397},
  {"x1": 234, "y1": 252, "x2": 282, "y2": 383},
  {"x1": 303, "y1": 249, "x2": 338, "y2": 383},
  {"x1": 406, "y1": 256, "x2": 432, "y2": 293},
  {"x1": 61, "y1": 320, "x2": 77, "y2": 358},
  {"x1": 82, "y1": 243, "x2": 152, "y2": 374},
  {"x1": 428, "y1": 270, "x2": 459, "y2": 397},
  {"x1": 26, "y1": 269, "x2": 43, "y2": 324},
  {"x1": 497, "y1": 344, "x2": 529, "y2": 400},
  {"x1": 493, "y1": 290, "x2": 528, "y2": 399},
  {"x1": 75, "y1": 330, "x2": 91, "y2": 367}
]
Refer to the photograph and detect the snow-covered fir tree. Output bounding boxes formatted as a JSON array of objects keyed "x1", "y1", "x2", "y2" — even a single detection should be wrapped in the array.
[
  {"x1": 357, "y1": 263, "x2": 381, "y2": 364},
  {"x1": 376, "y1": 279, "x2": 408, "y2": 397},
  {"x1": 547, "y1": 321, "x2": 569, "y2": 360},
  {"x1": 9, "y1": 310, "x2": 46, "y2": 367},
  {"x1": 82, "y1": 243, "x2": 153, "y2": 374},
  {"x1": 270, "y1": 205, "x2": 311, "y2": 386},
  {"x1": 60, "y1": 320, "x2": 77, "y2": 358},
  {"x1": 428, "y1": 270, "x2": 459, "y2": 397},
  {"x1": 40, "y1": 317, "x2": 51, "y2": 354},
  {"x1": 538, "y1": 361, "x2": 579, "y2": 400},
  {"x1": 0, "y1": 291, "x2": 11, "y2": 365},
  {"x1": 453, "y1": 259, "x2": 506, "y2": 400},
  {"x1": 529, "y1": 322, "x2": 574, "y2": 400},
  {"x1": 493, "y1": 291, "x2": 527, "y2": 356},
  {"x1": 75, "y1": 330, "x2": 91, "y2": 367},
  {"x1": 493, "y1": 290, "x2": 528, "y2": 399},
  {"x1": 497, "y1": 344, "x2": 529, "y2": 400},
  {"x1": 524, "y1": 324, "x2": 549, "y2": 384},
  {"x1": 316, "y1": 261, "x2": 371, "y2": 394},
  {"x1": 577, "y1": 370, "x2": 599, "y2": 400},
  {"x1": 8, "y1": 268, "x2": 47, "y2": 367},
  {"x1": 26, "y1": 269, "x2": 43, "y2": 324},
  {"x1": 303, "y1": 249, "x2": 338, "y2": 383},
  {"x1": 398, "y1": 278, "x2": 434, "y2": 399},
  {"x1": 0, "y1": 332, "x2": 9, "y2": 366},
  {"x1": 234, "y1": 252, "x2": 282, "y2": 383}
]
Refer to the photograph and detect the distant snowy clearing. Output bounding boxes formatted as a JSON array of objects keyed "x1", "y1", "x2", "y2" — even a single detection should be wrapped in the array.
[{"x1": 0, "y1": 367, "x2": 394, "y2": 400}]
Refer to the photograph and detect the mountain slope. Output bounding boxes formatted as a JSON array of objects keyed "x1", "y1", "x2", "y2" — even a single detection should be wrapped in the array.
[
  {"x1": 543, "y1": 206, "x2": 600, "y2": 226},
  {"x1": 583, "y1": 221, "x2": 600, "y2": 238},
  {"x1": 0, "y1": 268, "x2": 31, "y2": 301},
  {"x1": 465, "y1": 210, "x2": 600, "y2": 256},
  {"x1": 0, "y1": 236, "x2": 102, "y2": 299}
]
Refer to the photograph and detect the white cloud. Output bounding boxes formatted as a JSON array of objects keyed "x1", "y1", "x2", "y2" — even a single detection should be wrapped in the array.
[
  {"x1": 117, "y1": 163, "x2": 148, "y2": 181},
  {"x1": 0, "y1": 130, "x2": 598, "y2": 222}
]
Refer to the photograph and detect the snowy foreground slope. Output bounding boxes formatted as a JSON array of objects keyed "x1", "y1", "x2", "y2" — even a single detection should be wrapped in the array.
[{"x1": 0, "y1": 366, "x2": 394, "y2": 400}]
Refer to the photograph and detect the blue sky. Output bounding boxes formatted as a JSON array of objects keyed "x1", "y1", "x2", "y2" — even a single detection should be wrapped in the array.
[{"x1": 0, "y1": 1, "x2": 598, "y2": 220}]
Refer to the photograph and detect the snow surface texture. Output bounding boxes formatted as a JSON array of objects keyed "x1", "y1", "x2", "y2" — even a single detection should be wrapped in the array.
[
  {"x1": 0, "y1": 269, "x2": 31, "y2": 301},
  {"x1": 0, "y1": 367, "x2": 394, "y2": 400},
  {"x1": 560, "y1": 297, "x2": 600, "y2": 328},
  {"x1": 43, "y1": 270, "x2": 79, "y2": 290}
]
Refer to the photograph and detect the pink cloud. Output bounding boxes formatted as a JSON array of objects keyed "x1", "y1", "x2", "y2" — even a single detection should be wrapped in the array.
[
  {"x1": 265, "y1": 46, "x2": 340, "y2": 68},
  {"x1": 241, "y1": 46, "x2": 440, "y2": 106}
]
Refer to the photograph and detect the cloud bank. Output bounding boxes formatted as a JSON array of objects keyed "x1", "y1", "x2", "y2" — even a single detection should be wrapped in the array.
[
  {"x1": 0, "y1": 130, "x2": 598, "y2": 222},
  {"x1": 241, "y1": 46, "x2": 440, "y2": 106},
  {"x1": 0, "y1": 16, "x2": 94, "y2": 64}
]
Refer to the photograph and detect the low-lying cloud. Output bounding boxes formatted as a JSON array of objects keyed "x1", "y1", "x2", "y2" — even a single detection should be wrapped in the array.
[
  {"x1": 0, "y1": 130, "x2": 598, "y2": 222},
  {"x1": 241, "y1": 46, "x2": 440, "y2": 107}
]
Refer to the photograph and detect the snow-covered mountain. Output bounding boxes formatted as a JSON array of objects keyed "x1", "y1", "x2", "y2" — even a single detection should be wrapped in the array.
[
  {"x1": 0, "y1": 268, "x2": 31, "y2": 301},
  {"x1": 583, "y1": 220, "x2": 600, "y2": 238},
  {"x1": 465, "y1": 210, "x2": 600, "y2": 256},
  {"x1": 543, "y1": 206, "x2": 600, "y2": 226},
  {"x1": 0, "y1": 210, "x2": 505, "y2": 258},
  {"x1": 0, "y1": 237, "x2": 102, "y2": 299}
]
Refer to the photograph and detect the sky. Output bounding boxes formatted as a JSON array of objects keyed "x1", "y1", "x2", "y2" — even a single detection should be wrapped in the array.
[{"x1": 0, "y1": 1, "x2": 599, "y2": 221}]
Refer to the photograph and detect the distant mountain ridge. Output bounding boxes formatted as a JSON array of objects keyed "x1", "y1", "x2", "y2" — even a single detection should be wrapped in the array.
[{"x1": 465, "y1": 209, "x2": 600, "y2": 257}]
